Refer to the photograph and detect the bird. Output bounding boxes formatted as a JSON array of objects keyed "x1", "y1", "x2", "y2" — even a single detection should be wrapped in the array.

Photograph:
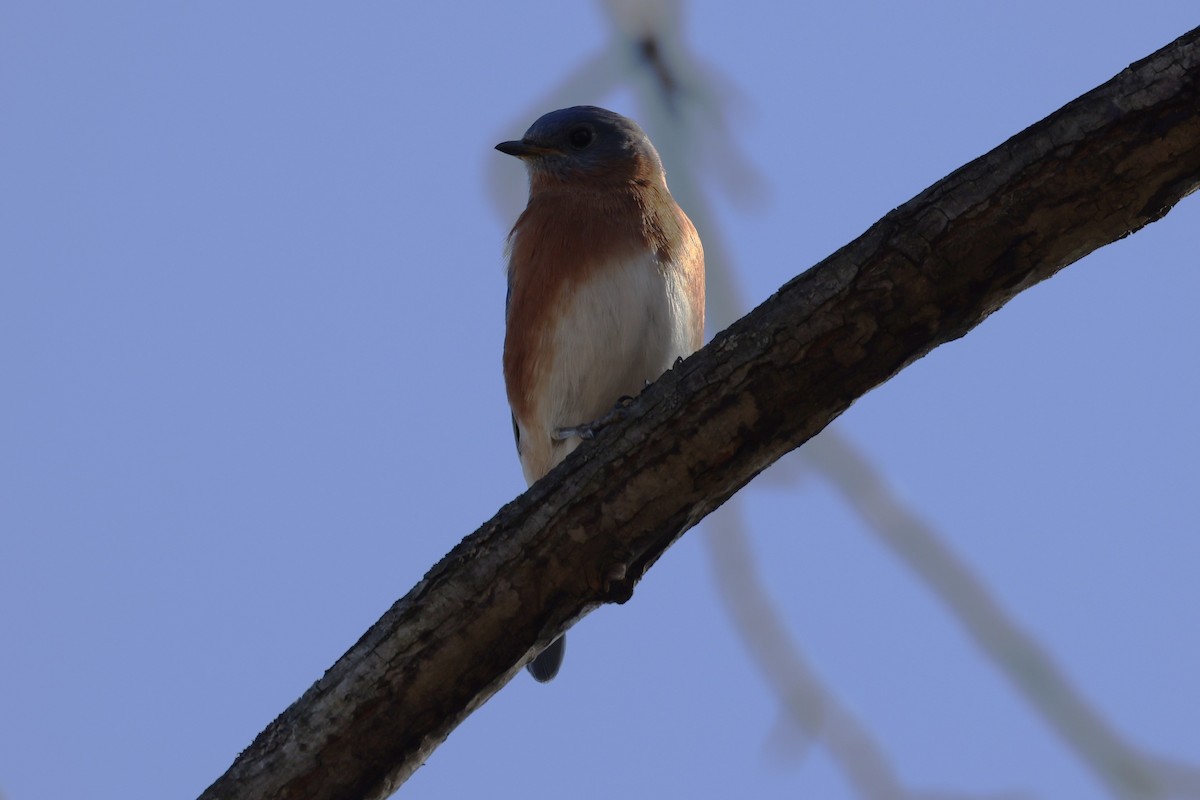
[{"x1": 496, "y1": 106, "x2": 705, "y2": 682}]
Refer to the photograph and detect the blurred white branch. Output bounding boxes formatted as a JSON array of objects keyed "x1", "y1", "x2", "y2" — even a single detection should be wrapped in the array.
[
  {"x1": 806, "y1": 430, "x2": 1200, "y2": 800},
  {"x1": 707, "y1": 497, "x2": 919, "y2": 800}
]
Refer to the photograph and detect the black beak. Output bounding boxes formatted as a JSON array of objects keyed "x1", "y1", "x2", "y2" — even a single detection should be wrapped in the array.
[{"x1": 495, "y1": 140, "x2": 557, "y2": 158}]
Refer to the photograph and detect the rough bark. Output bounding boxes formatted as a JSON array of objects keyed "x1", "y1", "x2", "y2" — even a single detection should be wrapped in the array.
[{"x1": 199, "y1": 27, "x2": 1200, "y2": 800}]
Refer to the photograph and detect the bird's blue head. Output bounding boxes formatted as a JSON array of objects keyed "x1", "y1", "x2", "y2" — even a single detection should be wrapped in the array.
[{"x1": 496, "y1": 106, "x2": 664, "y2": 185}]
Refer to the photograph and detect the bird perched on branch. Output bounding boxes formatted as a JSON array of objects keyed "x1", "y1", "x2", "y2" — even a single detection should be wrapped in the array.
[{"x1": 496, "y1": 105, "x2": 705, "y2": 682}]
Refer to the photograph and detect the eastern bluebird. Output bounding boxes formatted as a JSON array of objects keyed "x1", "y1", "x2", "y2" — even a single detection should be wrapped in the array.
[{"x1": 496, "y1": 106, "x2": 705, "y2": 682}]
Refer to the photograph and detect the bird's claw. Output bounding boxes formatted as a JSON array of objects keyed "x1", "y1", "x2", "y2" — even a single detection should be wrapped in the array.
[
  {"x1": 554, "y1": 423, "x2": 595, "y2": 441},
  {"x1": 554, "y1": 395, "x2": 637, "y2": 442}
]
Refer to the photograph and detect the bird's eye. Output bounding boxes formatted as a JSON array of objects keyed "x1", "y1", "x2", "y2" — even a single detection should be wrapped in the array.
[{"x1": 568, "y1": 126, "x2": 594, "y2": 149}]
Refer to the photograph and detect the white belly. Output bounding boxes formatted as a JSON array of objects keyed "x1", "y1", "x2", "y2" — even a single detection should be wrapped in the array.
[{"x1": 517, "y1": 252, "x2": 696, "y2": 485}]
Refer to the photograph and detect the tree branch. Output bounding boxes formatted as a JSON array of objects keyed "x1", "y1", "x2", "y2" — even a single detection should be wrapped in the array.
[{"x1": 199, "y1": 27, "x2": 1200, "y2": 800}]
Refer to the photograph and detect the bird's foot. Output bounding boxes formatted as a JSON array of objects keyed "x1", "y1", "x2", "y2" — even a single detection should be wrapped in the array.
[{"x1": 553, "y1": 395, "x2": 637, "y2": 442}]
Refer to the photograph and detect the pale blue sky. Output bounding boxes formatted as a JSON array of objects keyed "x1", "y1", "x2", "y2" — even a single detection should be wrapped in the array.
[{"x1": 2, "y1": 3, "x2": 1197, "y2": 799}]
